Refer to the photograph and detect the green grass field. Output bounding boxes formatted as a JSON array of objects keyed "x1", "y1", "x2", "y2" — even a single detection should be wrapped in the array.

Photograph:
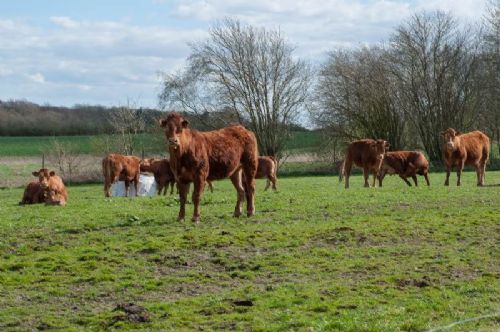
[
  {"x1": 0, "y1": 131, "x2": 322, "y2": 157},
  {"x1": 0, "y1": 172, "x2": 499, "y2": 331}
]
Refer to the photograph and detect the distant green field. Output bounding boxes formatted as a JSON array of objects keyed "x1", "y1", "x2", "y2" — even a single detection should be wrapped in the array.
[
  {"x1": 0, "y1": 173, "x2": 499, "y2": 330},
  {"x1": 0, "y1": 131, "x2": 321, "y2": 157}
]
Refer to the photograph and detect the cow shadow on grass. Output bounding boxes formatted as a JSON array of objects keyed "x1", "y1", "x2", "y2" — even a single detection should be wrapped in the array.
[{"x1": 481, "y1": 184, "x2": 500, "y2": 187}]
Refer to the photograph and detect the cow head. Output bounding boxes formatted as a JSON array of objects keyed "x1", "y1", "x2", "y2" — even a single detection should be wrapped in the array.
[
  {"x1": 159, "y1": 113, "x2": 189, "y2": 150},
  {"x1": 371, "y1": 140, "x2": 390, "y2": 161},
  {"x1": 440, "y1": 128, "x2": 460, "y2": 151},
  {"x1": 32, "y1": 168, "x2": 55, "y2": 189},
  {"x1": 140, "y1": 158, "x2": 156, "y2": 172}
]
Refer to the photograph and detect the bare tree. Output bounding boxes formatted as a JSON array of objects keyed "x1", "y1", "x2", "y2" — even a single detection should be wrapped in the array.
[
  {"x1": 160, "y1": 18, "x2": 312, "y2": 159},
  {"x1": 311, "y1": 46, "x2": 407, "y2": 150},
  {"x1": 108, "y1": 100, "x2": 146, "y2": 155},
  {"x1": 45, "y1": 138, "x2": 83, "y2": 185},
  {"x1": 390, "y1": 11, "x2": 482, "y2": 162},
  {"x1": 479, "y1": 0, "x2": 500, "y2": 157}
]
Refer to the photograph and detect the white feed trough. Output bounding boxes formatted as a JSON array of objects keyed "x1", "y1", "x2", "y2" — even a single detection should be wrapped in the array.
[{"x1": 111, "y1": 174, "x2": 157, "y2": 197}]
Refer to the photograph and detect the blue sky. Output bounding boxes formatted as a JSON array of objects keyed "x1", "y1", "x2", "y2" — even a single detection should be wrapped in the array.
[{"x1": 0, "y1": 0, "x2": 488, "y2": 108}]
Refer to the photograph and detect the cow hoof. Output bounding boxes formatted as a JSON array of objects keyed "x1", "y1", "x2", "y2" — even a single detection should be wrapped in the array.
[
  {"x1": 177, "y1": 216, "x2": 185, "y2": 222},
  {"x1": 191, "y1": 217, "x2": 200, "y2": 224},
  {"x1": 233, "y1": 212, "x2": 241, "y2": 218},
  {"x1": 247, "y1": 211, "x2": 255, "y2": 217}
]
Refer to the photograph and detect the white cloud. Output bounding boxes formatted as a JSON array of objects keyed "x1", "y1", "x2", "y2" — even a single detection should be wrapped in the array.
[
  {"x1": 50, "y1": 16, "x2": 80, "y2": 29},
  {"x1": 26, "y1": 73, "x2": 46, "y2": 83}
]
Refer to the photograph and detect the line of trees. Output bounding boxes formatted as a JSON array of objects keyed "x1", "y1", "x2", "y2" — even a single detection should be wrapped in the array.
[
  {"x1": 161, "y1": 6, "x2": 499, "y2": 163},
  {"x1": 311, "y1": 7, "x2": 499, "y2": 162}
]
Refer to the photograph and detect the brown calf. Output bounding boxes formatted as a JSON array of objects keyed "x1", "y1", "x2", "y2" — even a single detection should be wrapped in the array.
[
  {"x1": 339, "y1": 139, "x2": 390, "y2": 188},
  {"x1": 32, "y1": 168, "x2": 68, "y2": 205},
  {"x1": 378, "y1": 151, "x2": 430, "y2": 187},
  {"x1": 160, "y1": 112, "x2": 258, "y2": 223},
  {"x1": 441, "y1": 128, "x2": 490, "y2": 186},
  {"x1": 19, "y1": 181, "x2": 45, "y2": 205},
  {"x1": 140, "y1": 158, "x2": 176, "y2": 195},
  {"x1": 102, "y1": 154, "x2": 141, "y2": 197},
  {"x1": 256, "y1": 156, "x2": 278, "y2": 191}
]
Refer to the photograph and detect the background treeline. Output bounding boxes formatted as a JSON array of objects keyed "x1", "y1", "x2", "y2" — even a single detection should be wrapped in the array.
[{"x1": 311, "y1": 9, "x2": 500, "y2": 163}]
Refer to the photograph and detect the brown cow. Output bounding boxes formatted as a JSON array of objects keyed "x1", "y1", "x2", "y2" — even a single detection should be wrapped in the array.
[
  {"x1": 159, "y1": 112, "x2": 258, "y2": 223},
  {"x1": 255, "y1": 156, "x2": 278, "y2": 191},
  {"x1": 339, "y1": 139, "x2": 390, "y2": 188},
  {"x1": 378, "y1": 151, "x2": 430, "y2": 187},
  {"x1": 140, "y1": 158, "x2": 176, "y2": 195},
  {"x1": 441, "y1": 128, "x2": 490, "y2": 186},
  {"x1": 32, "y1": 168, "x2": 68, "y2": 205},
  {"x1": 19, "y1": 181, "x2": 45, "y2": 205},
  {"x1": 102, "y1": 154, "x2": 141, "y2": 197}
]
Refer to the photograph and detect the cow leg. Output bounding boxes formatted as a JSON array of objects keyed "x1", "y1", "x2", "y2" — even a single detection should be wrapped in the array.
[
  {"x1": 424, "y1": 172, "x2": 430, "y2": 186},
  {"x1": 475, "y1": 164, "x2": 482, "y2": 186},
  {"x1": 344, "y1": 160, "x2": 352, "y2": 189},
  {"x1": 399, "y1": 175, "x2": 412, "y2": 186},
  {"x1": 207, "y1": 181, "x2": 214, "y2": 193},
  {"x1": 124, "y1": 180, "x2": 130, "y2": 197},
  {"x1": 177, "y1": 182, "x2": 190, "y2": 222},
  {"x1": 271, "y1": 176, "x2": 277, "y2": 190},
  {"x1": 371, "y1": 170, "x2": 377, "y2": 187},
  {"x1": 170, "y1": 181, "x2": 175, "y2": 195},
  {"x1": 412, "y1": 175, "x2": 418, "y2": 186},
  {"x1": 134, "y1": 175, "x2": 139, "y2": 196},
  {"x1": 363, "y1": 167, "x2": 370, "y2": 187},
  {"x1": 481, "y1": 161, "x2": 487, "y2": 186},
  {"x1": 378, "y1": 170, "x2": 387, "y2": 187},
  {"x1": 192, "y1": 177, "x2": 205, "y2": 223},
  {"x1": 264, "y1": 178, "x2": 271, "y2": 191},
  {"x1": 456, "y1": 160, "x2": 464, "y2": 186},
  {"x1": 242, "y1": 165, "x2": 256, "y2": 217},
  {"x1": 104, "y1": 180, "x2": 112, "y2": 197},
  {"x1": 230, "y1": 171, "x2": 245, "y2": 218},
  {"x1": 444, "y1": 164, "x2": 451, "y2": 186}
]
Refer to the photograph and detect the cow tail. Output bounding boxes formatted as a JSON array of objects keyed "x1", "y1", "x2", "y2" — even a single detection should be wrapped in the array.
[
  {"x1": 338, "y1": 159, "x2": 345, "y2": 183},
  {"x1": 102, "y1": 157, "x2": 111, "y2": 182}
]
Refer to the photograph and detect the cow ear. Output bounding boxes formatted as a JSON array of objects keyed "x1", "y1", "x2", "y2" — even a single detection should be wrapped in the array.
[
  {"x1": 159, "y1": 119, "x2": 167, "y2": 128},
  {"x1": 49, "y1": 171, "x2": 56, "y2": 176},
  {"x1": 181, "y1": 119, "x2": 189, "y2": 128},
  {"x1": 455, "y1": 131, "x2": 461, "y2": 136},
  {"x1": 32, "y1": 171, "x2": 39, "y2": 176}
]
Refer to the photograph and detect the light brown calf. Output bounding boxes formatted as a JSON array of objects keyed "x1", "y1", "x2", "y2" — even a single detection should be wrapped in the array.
[
  {"x1": 32, "y1": 168, "x2": 68, "y2": 205},
  {"x1": 441, "y1": 128, "x2": 490, "y2": 186},
  {"x1": 339, "y1": 139, "x2": 390, "y2": 188},
  {"x1": 378, "y1": 151, "x2": 430, "y2": 187},
  {"x1": 102, "y1": 154, "x2": 141, "y2": 197}
]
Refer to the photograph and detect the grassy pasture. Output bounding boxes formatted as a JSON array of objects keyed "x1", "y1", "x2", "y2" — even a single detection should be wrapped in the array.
[{"x1": 0, "y1": 172, "x2": 499, "y2": 331}]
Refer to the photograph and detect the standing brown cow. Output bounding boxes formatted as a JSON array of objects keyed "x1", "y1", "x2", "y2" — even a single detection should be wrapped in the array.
[
  {"x1": 159, "y1": 112, "x2": 258, "y2": 223},
  {"x1": 339, "y1": 139, "x2": 390, "y2": 188},
  {"x1": 102, "y1": 154, "x2": 141, "y2": 197},
  {"x1": 441, "y1": 128, "x2": 490, "y2": 186},
  {"x1": 19, "y1": 181, "x2": 45, "y2": 205},
  {"x1": 140, "y1": 158, "x2": 176, "y2": 195},
  {"x1": 378, "y1": 151, "x2": 430, "y2": 187},
  {"x1": 32, "y1": 168, "x2": 68, "y2": 205}
]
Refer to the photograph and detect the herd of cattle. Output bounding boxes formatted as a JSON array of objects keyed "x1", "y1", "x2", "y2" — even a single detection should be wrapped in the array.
[{"x1": 19, "y1": 113, "x2": 491, "y2": 222}]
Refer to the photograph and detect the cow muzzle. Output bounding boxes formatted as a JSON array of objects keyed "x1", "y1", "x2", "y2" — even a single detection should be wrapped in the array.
[{"x1": 168, "y1": 138, "x2": 180, "y2": 148}]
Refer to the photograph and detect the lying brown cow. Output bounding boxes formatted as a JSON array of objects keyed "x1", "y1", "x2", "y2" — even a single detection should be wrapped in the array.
[
  {"x1": 160, "y1": 112, "x2": 258, "y2": 222},
  {"x1": 339, "y1": 139, "x2": 390, "y2": 188},
  {"x1": 19, "y1": 181, "x2": 45, "y2": 205},
  {"x1": 378, "y1": 151, "x2": 430, "y2": 187},
  {"x1": 102, "y1": 154, "x2": 141, "y2": 197},
  {"x1": 256, "y1": 156, "x2": 278, "y2": 191},
  {"x1": 441, "y1": 128, "x2": 490, "y2": 186},
  {"x1": 32, "y1": 168, "x2": 68, "y2": 205}
]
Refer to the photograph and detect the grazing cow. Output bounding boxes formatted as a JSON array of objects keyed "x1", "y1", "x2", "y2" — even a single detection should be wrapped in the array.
[
  {"x1": 339, "y1": 139, "x2": 390, "y2": 188},
  {"x1": 140, "y1": 158, "x2": 176, "y2": 195},
  {"x1": 378, "y1": 151, "x2": 430, "y2": 187},
  {"x1": 441, "y1": 128, "x2": 490, "y2": 186},
  {"x1": 32, "y1": 168, "x2": 68, "y2": 205},
  {"x1": 102, "y1": 154, "x2": 141, "y2": 197},
  {"x1": 19, "y1": 181, "x2": 45, "y2": 205},
  {"x1": 159, "y1": 112, "x2": 258, "y2": 223},
  {"x1": 255, "y1": 156, "x2": 278, "y2": 191}
]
